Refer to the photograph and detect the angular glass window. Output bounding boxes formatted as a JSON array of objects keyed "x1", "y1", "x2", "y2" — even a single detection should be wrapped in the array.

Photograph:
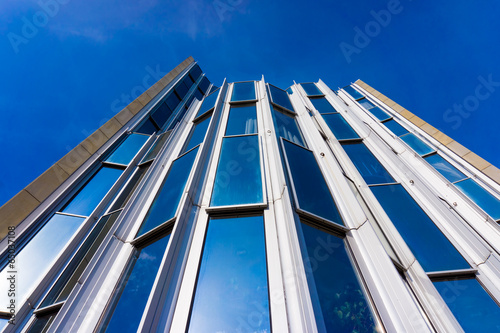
[
  {"x1": 231, "y1": 81, "x2": 256, "y2": 102},
  {"x1": 322, "y1": 113, "x2": 360, "y2": 141},
  {"x1": 342, "y1": 85, "x2": 364, "y2": 100},
  {"x1": 183, "y1": 75, "x2": 194, "y2": 89},
  {"x1": 175, "y1": 80, "x2": 189, "y2": 100},
  {"x1": 342, "y1": 142, "x2": 394, "y2": 184},
  {"x1": 141, "y1": 131, "x2": 172, "y2": 164},
  {"x1": 310, "y1": 97, "x2": 339, "y2": 114},
  {"x1": 63, "y1": 166, "x2": 123, "y2": 217},
  {"x1": 301, "y1": 83, "x2": 323, "y2": 96},
  {"x1": 151, "y1": 102, "x2": 173, "y2": 129},
  {"x1": 189, "y1": 64, "x2": 203, "y2": 82},
  {"x1": 454, "y1": 179, "x2": 500, "y2": 221},
  {"x1": 183, "y1": 116, "x2": 212, "y2": 153},
  {"x1": 134, "y1": 117, "x2": 158, "y2": 135},
  {"x1": 269, "y1": 84, "x2": 294, "y2": 111},
  {"x1": 211, "y1": 135, "x2": 263, "y2": 206},
  {"x1": 194, "y1": 88, "x2": 204, "y2": 102},
  {"x1": 188, "y1": 216, "x2": 270, "y2": 333},
  {"x1": 0, "y1": 213, "x2": 85, "y2": 310},
  {"x1": 225, "y1": 104, "x2": 258, "y2": 136},
  {"x1": 198, "y1": 76, "x2": 211, "y2": 95},
  {"x1": 424, "y1": 154, "x2": 467, "y2": 183},
  {"x1": 358, "y1": 98, "x2": 375, "y2": 110},
  {"x1": 165, "y1": 93, "x2": 181, "y2": 111},
  {"x1": 300, "y1": 223, "x2": 377, "y2": 333},
  {"x1": 196, "y1": 88, "x2": 220, "y2": 118},
  {"x1": 434, "y1": 279, "x2": 500, "y2": 332},
  {"x1": 105, "y1": 134, "x2": 149, "y2": 166},
  {"x1": 400, "y1": 133, "x2": 435, "y2": 156},
  {"x1": 102, "y1": 234, "x2": 170, "y2": 332},
  {"x1": 272, "y1": 106, "x2": 304, "y2": 146},
  {"x1": 383, "y1": 119, "x2": 409, "y2": 137},
  {"x1": 137, "y1": 146, "x2": 199, "y2": 236},
  {"x1": 368, "y1": 106, "x2": 391, "y2": 122},
  {"x1": 282, "y1": 140, "x2": 343, "y2": 225},
  {"x1": 208, "y1": 85, "x2": 219, "y2": 94},
  {"x1": 371, "y1": 184, "x2": 469, "y2": 272}
]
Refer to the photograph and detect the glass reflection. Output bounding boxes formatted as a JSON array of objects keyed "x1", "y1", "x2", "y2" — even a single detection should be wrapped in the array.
[
  {"x1": 272, "y1": 106, "x2": 304, "y2": 146},
  {"x1": 151, "y1": 102, "x2": 172, "y2": 129},
  {"x1": 358, "y1": 98, "x2": 375, "y2": 110},
  {"x1": 269, "y1": 84, "x2": 294, "y2": 111},
  {"x1": 105, "y1": 134, "x2": 149, "y2": 166},
  {"x1": 454, "y1": 179, "x2": 500, "y2": 220},
  {"x1": 310, "y1": 97, "x2": 338, "y2": 114},
  {"x1": 323, "y1": 113, "x2": 360, "y2": 141},
  {"x1": 134, "y1": 118, "x2": 158, "y2": 135},
  {"x1": 188, "y1": 216, "x2": 270, "y2": 333},
  {"x1": 231, "y1": 82, "x2": 256, "y2": 102},
  {"x1": 343, "y1": 85, "x2": 364, "y2": 100},
  {"x1": 400, "y1": 133, "x2": 435, "y2": 156},
  {"x1": 190, "y1": 65, "x2": 202, "y2": 82},
  {"x1": 383, "y1": 119, "x2": 408, "y2": 137},
  {"x1": 225, "y1": 105, "x2": 258, "y2": 136},
  {"x1": 196, "y1": 88, "x2": 220, "y2": 118},
  {"x1": 424, "y1": 154, "x2": 467, "y2": 183},
  {"x1": 342, "y1": 143, "x2": 394, "y2": 185},
  {"x1": 301, "y1": 83, "x2": 323, "y2": 96},
  {"x1": 198, "y1": 76, "x2": 211, "y2": 94},
  {"x1": 141, "y1": 131, "x2": 171, "y2": 164},
  {"x1": 183, "y1": 116, "x2": 212, "y2": 153},
  {"x1": 368, "y1": 107, "x2": 391, "y2": 122}
]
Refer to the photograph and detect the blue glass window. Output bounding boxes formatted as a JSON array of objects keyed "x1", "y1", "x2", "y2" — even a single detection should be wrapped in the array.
[
  {"x1": 272, "y1": 106, "x2": 304, "y2": 146},
  {"x1": 269, "y1": 84, "x2": 294, "y2": 111},
  {"x1": 358, "y1": 98, "x2": 375, "y2": 110},
  {"x1": 384, "y1": 119, "x2": 409, "y2": 137},
  {"x1": 211, "y1": 135, "x2": 263, "y2": 206},
  {"x1": 151, "y1": 102, "x2": 173, "y2": 129},
  {"x1": 103, "y1": 235, "x2": 170, "y2": 332},
  {"x1": 231, "y1": 82, "x2": 256, "y2": 102},
  {"x1": 310, "y1": 97, "x2": 338, "y2": 114},
  {"x1": 183, "y1": 116, "x2": 212, "y2": 153},
  {"x1": 183, "y1": 75, "x2": 194, "y2": 89},
  {"x1": 137, "y1": 147, "x2": 199, "y2": 236},
  {"x1": 106, "y1": 134, "x2": 149, "y2": 166},
  {"x1": 282, "y1": 140, "x2": 343, "y2": 225},
  {"x1": 300, "y1": 223, "x2": 376, "y2": 332},
  {"x1": 400, "y1": 133, "x2": 435, "y2": 156},
  {"x1": 141, "y1": 131, "x2": 171, "y2": 164},
  {"x1": 434, "y1": 279, "x2": 500, "y2": 332},
  {"x1": 301, "y1": 83, "x2": 323, "y2": 96},
  {"x1": 63, "y1": 167, "x2": 123, "y2": 217},
  {"x1": 225, "y1": 104, "x2": 258, "y2": 136},
  {"x1": 424, "y1": 154, "x2": 467, "y2": 183},
  {"x1": 165, "y1": 93, "x2": 181, "y2": 111},
  {"x1": 188, "y1": 216, "x2": 270, "y2": 333},
  {"x1": 368, "y1": 106, "x2": 391, "y2": 121},
  {"x1": 208, "y1": 85, "x2": 219, "y2": 94},
  {"x1": 342, "y1": 142, "x2": 394, "y2": 185},
  {"x1": 198, "y1": 76, "x2": 211, "y2": 95},
  {"x1": 196, "y1": 88, "x2": 220, "y2": 118},
  {"x1": 371, "y1": 184, "x2": 469, "y2": 272},
  {"x1": 189, "y1": 64, "x2": 202, "y2": 82},
  {"x1": 342, "y1": 85, "x2": 364, "y2": 100},
  {"x1": 135, "y1": 118, "x2": 158, "y2": 135},
  {"x1": 0, "y1": 214, "x2": 85, "y2": 310},
  {"x1": 175, "y1": 80, "x2": 189, "y2": 100},
  {"x1": 454, "y1": 179, "x2": 500, "y2": 220},
  {"x1": 323, "y1": 113, "x2": 360, "y2": 141}
]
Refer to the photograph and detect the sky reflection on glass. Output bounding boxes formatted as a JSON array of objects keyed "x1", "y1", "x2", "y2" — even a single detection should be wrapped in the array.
[
  {"x1": 231, "y1": 82, "x2": 256, "y2": 102},
  {"x1": 269, "y1": 84, "x2": 294, "y2": 111},
  {"x1": 105, "y1": 134, "x2": 149, "y2": 165},
  {"x1": 301, "y1": 83, "x2": 323, "y2": 96},
  {"x1": 368, "y1": 106, "x2": 391, "y2": 122},
  {"x1": 383, "y1": 119, "x2": 409, "y2": 137},
  {"x1": 196, "y1": 88, "x2": 220, "y2": 118},
  {"x1": 358, "y1": 98, "x2": 375, "y2": 110},
  {"x1": 342, "y1": 143, "x2": 394, "y2": 184},
  {"x1": 455, "y1": 179, "x2": 500, "y2": 220},
  {"x1": 400, "y1": 133, "x2": 435, "y2": 156},
  {"x1": 424, "y1": 154, "x2": 467, "y2": 183},
  {"x1": 272, "y1": 106, "x2": 304, "y2": 146},
  {"x1": 323, "y1": 113, "x2": 360, "y2": 141},
  {"x1": 343, "y1": 86, "x2": 364, "y2": 100},
  {"x1": 310, "y1": 97, "x2": 338, "y2": 114},
  {"x1": 141, "y1": 131, "x2": 171, "y2": 164},
  {"x1": 225, "y1": 105, "x2": 258, "y2": 136},
  {"x1": 183, "y1": 116, "x2": 211, "y2": 153}
]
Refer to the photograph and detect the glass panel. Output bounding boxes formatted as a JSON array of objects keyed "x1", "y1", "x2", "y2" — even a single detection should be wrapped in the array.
[
  {"x1": 208, "y1": 85, "x2": 219, "y2": 94},
  {"x1": 26, "y1": 314, "x2": 55, "y2": 333},
  {"x1": 358, "y1": 98, "x2": 375, "y2": 109},
  {"x1": 424, "y1": 154, "x2": 467, "y2": 183},
  {"x1": 342, "y1": 85, "x2": 364, "y2": 100},
  {"x1": 323, "y1": 113, "x2": 360, "y2": 141},
  {"x1": 134, "y1": 117, "x2": 158, "y2": 135},
  {"x1": 300, "y1": 223, "x2": 377, "y2": 332},
  {"x1": 198, "y1": 76, "x2": 211, "y2": 95},
  {"x1": 141, "y1": 131, "x2": 172, "y2": 164},
  {"x1": 194, "y1": 88, "x2": 204, "y2": 102},
  {"x1": 0, "y1": 214, "x2": 85, "y2": 311},
  {"x1": 310, "y1": 97, "x2": 338, "y2": 114},
  {"x1": 175, "y1": 80, "x2": 189, "y2": 100},
  {"x1": 183, "y1": 75, "x2": 194, "y2": 89},
  {"x1": 63, "y1": 167, "x2": 123, "y2": 217},
  {"x1": 189, "y1": 64, "x2": 202, "y2": 82},
  {"x1": 371, "y1": 184, "x2": 469, "y2": 272},
  {"x1": 231, "y1": 82, "x2": 256, "y2": 102},
  {"x1": 301, "y1": 83, "x2": 323, "y2": 96},
  {"x1": 342, "y1": 143, "x2": 394, "y2": 185},
  {"x1": 151, "y1": 102, "x2": 173, "y2": 129},
  {"x1": 455, "y1": 179, "x2": 500, "y2": 220},
  {"x1": 383, "y1": 119, "x2": 409, "y2": 137},
  {"x1": 434, "y1": 279, "x2": 500, "y2": 332},
  {"x1": 183, "y1": 116, "x2": 212, "y2": 153},
  {"x1": 137, "y1": 147, "x2": 199, "y2": 236},
  {"x1": 225, "y1": 104, "x2": 258, "y2": 136},
  {"x1": 188, "y1": 216, "x2": 270, "y2": 333},
  {"x1": 400, "y1": 133, "x2": 435, "y2": 156},
  {"x1": 272, "y1": 106, "x2": 304, "y2": 146},
  {"x1": 368, "y1": 106, "x2": 391, "y2": 121},
  {"x1": 269, "y1": 84, "x2": 294, "y2": 111},
  {"x1": 196, "y1": 88, "x2": 220, "y2": 118},
  {"x1": 165, "y1": 93, "x2": 181, "y2": 111},
  {"x1": 282, "y1": 140, "x2": 343, "y2": 225},
  {"x1": 211, "y1": 135, "x2": 263, "y2": 206},
  {"x1": 109, "y1": 166, "x2": 149, "y2": 211},
  {"x1": 103, "y1": 235, "x2": 170, "y2": 332},
  {"x1": 105, "y1": 134, "x2": 149, "y2": 166}
]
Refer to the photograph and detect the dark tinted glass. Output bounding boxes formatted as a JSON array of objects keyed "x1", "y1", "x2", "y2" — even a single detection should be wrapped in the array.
[
  {"x1": 103, "y1": 235, "x2": 170, "y2": 333},
  {"x1": 342, "y1": 143, "x2": 394, "y2": 184},
  {"x1": 211, "y1": 135, "x2": 263, "y2": 206},
  {"x1": 225, "y1": 105, "x2": 258, "y2": 136},
  {"x1": 137, "y1": 147, "x2": 198, "y2": 236},
  {"x1": 134, "y1": 118, "x2": 158, "y2": 135},
  {"x1": 300, "y1": 223, "x2": 376, "y2": 332},
  {"x1": 400, "y1": 133, "x2": 435, "y2": 156},
  {"x1": 165, "y1": 93, "x2": 181, "y2": 111},
  {"x1": 424, "y1": 154, "x2": 467, "y2": 183},
  {"x1": 371, "y1": 184, "x2": 469, "y2": 272},
  {"x1": 282, "y1": 140, "x2": 343, "y2": 225},
  {"x1": 434, "y1": 279, "x2": 500, "y2": 332},
  {"x1": 231, "y1": 82, "x2": 256, "y2": 102},
  {"x1": 272, "y1": 106, "x2": 304, "y2": 146},
  {"x1": 183, "y1": 116, "x2": 212, "y2": 153},
  {"x1": 198, "y1": 76, "x2": 211, "y2": 94},
  {"x1": 105, "y1": 134, "x2": 149, "y2": 166},
  {"x1": 26, "y1": 315, "x2": 55, "y2": 333},
  {"x1": 323, "y1": 113, "x2": 360, "y2": 141},
  {"x1": 151, "y1": 102, "x2": 173, "y2": 129},
  {"x1": 455, "y1": 179, "x2": 500, "y2": 220},
  {"x1": 194, "y1": 88, "x2": 204, "y2": 102},
  {"x1": 343, "y1": 85, "x2": 364, "y2": 100},
  {"x1": 358, "y1": 98, "x2": 375, "y2": 109},
  {"x1": 269, "y1": 84, "x2": 294, "y2": 111},
  {"x1": 141, "y1": 131, "x2": 172, "y2": 163},
  {"x1": 310, "y1": 97, "x2": 338, "y2": 114},
  {"x1": 188, "y1": 216, "x2": 270, "y2": 333},
  {"x1": 368, "y1": 107, "x2": 391, "y2": 121},
  {"x1": 189, "y1": 64, "x2": 203, "y2": 82},
  {"x1": 301, "y1": 83, "x2": 323, "y2": 96},
  {"x1": 63, "y1": 167, "x2": 123, "y2": 217},
  {"x1": 196, "y1": 88, "x2": 220, "y2": 118},
  {"x1": 183, "y1": 75, "x2": 194, "y2": 89},
  {"x1": 175, "y1": 80, "x2": 189, "y2": 100},
  {"x1": 208, "y1": 85, "x2": 219, "y2": 94},
  {"x1": 384, "y1": 119, "x2": 409, "y2": 137}
]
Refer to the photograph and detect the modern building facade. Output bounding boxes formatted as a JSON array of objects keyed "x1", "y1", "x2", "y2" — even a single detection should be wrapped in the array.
[{"x1": 1, "y1": 57, "x2": 500, "y2": 332}]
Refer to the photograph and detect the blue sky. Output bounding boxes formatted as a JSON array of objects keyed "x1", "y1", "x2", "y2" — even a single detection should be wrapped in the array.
[{"x1": 1, "y1": 0, "x2": 499, "y2": 206}]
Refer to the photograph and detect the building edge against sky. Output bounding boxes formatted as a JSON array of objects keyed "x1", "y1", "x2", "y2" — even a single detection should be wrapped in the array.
[{"x1": 0, "y1": 57, "x2": 499, "y2": 332}]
